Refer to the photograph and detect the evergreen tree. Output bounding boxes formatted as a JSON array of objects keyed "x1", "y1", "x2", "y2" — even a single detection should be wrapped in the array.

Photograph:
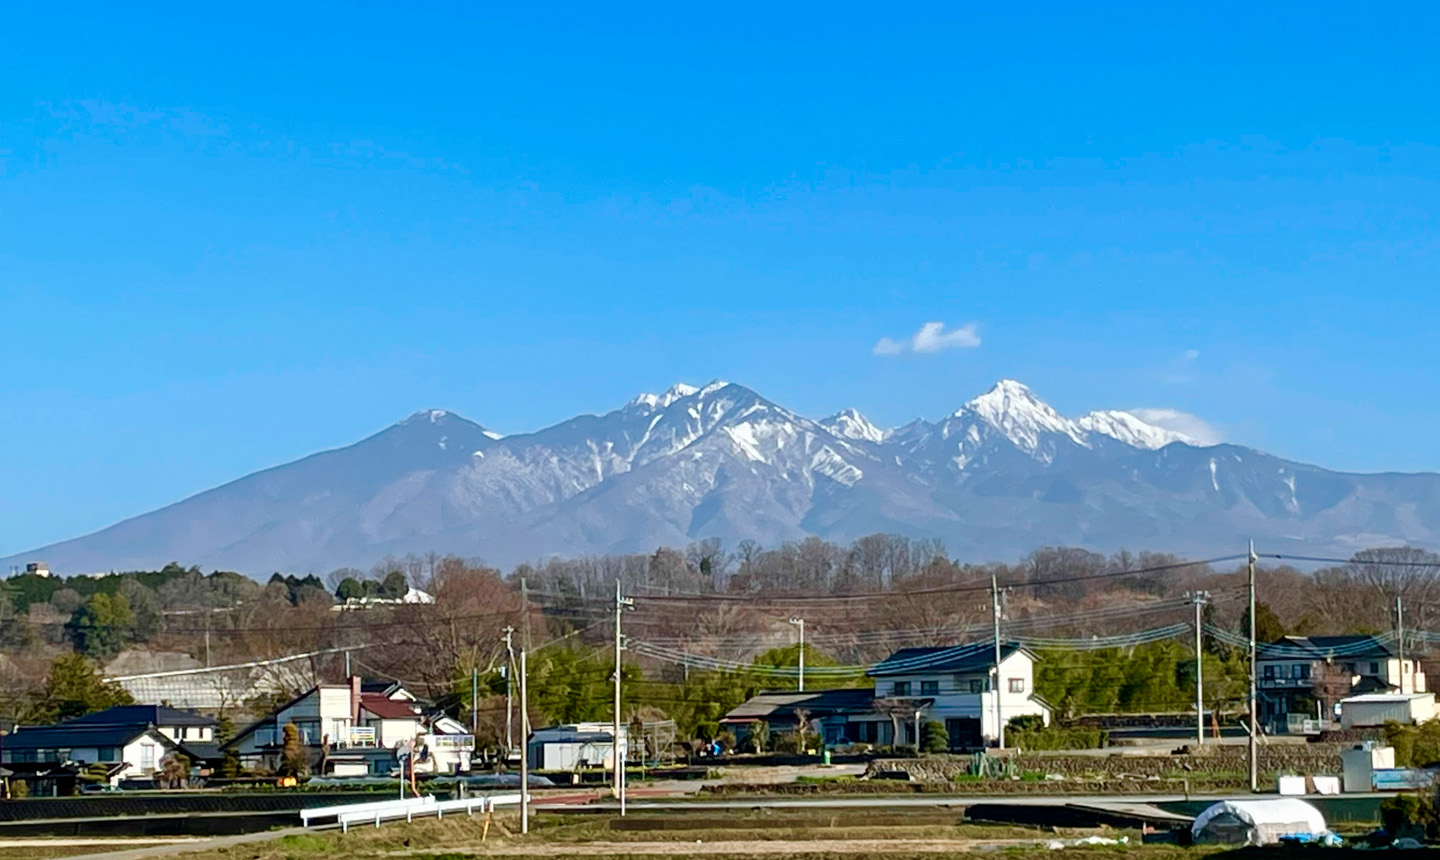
[
  {"x1": 68, "y1": 592, "x2": 135, "y2": 658},
  {"x1": 33, "y1": 652, "x2": 134, "y2": 722}
]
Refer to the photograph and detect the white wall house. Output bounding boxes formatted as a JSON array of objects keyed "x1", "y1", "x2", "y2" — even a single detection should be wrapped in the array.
[
  {"x1": 856, "y1": 643, "x2": 1050, "y2": 748},
  {"x1": 227, "y1": 676, "x2": 468, "y2": 775}
]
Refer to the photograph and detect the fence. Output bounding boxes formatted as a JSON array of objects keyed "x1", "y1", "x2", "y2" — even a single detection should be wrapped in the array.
[{"x1": 300, "y1": 792, "x2": 523, "y2": 833}]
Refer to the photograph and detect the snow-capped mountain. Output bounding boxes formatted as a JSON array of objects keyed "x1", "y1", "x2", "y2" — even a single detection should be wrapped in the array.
[
  {"x1": 9, "y1": 380, "x2": 1440, "y2": 574},
  {"x1": 1077, "y1": 409, "x2": 1194, "y2": 450},
  {"x1": 822, "y1": 408, "x2": 887, "y2": 444}
]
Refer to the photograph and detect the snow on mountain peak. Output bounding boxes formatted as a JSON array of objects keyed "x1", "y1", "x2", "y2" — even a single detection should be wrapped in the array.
[
  {"x1": 1078, "y1": 410, "x2": 1194, "y2": 449},
  {"x1": 630, "y1": 382, "x2": 702, "y2": 410},
  {"x1": 957, "y1": 380, "x2": 1086, "y2": 451},
  {"x1": 822, "y1": 408, "x2": 887, "y2": 444}
]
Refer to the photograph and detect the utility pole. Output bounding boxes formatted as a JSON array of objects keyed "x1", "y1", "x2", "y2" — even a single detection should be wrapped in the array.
[
  {"x1": 503, "y1": 626, "x2": 516, "y2": 754},
  {"x1": 991, "y1": 573, "x2": 1004, "y2": 750},
  {"x1": 471, "y1": 666, "x2": 479, "y2": 737},
  {"x1": 1192, "y1": 591, "x2": 1210, "y2": 746},
  {"x1": 789, "y1": 616, "x2": 805, "y2": 692},
  {"x1": 613, "y1": 580, "x2": 633, "y2": 815},
  {"x1": 520, "y1": 577, "x2": 530, "y2": 834},
  {"x1": 1248, "y1": 541, "x2": 1258, "y2": 793},
  {"x1": 1397, "y1": 596, "x2": 1406, "y2": 693}
]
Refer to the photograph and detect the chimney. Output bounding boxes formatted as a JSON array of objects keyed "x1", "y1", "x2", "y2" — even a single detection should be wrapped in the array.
[{"x1": 350, "y1": 675, "x2": 362, "y2": 726}]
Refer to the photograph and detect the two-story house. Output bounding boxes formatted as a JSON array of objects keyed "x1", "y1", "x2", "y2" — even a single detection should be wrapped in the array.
[
  {"x1": 1258, "y1": 635, "x2": 1427, "y2": 732},
  {"x1": 0, "y1": 724, "x2": 176, "y2": 787},
  {"x1": 855, "y1": 642, "x2": 1051, "y2": 749},
  {"x1": 0, "y1": 704, "x2": 224, "y2": 789},
  {"x1": 227, "y1": 676, "x2": 471, "y2": 775},
  {"x1": 62, "y1": 704, "x2": 223, "y2": 769},
  {"x1": 721, "y1": 641, "x2": 1051, "y2": 751}
]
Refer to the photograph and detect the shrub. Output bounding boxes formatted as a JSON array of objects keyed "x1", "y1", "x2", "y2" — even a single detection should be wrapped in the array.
[
  {"x1": 1008, "y1": 726, "x2": 1108, "y2": 751},
  {"x1": 1380, "y1": 793, "x2": 1438, "y2": 838},
  {"x1": 921, "y1": 720, "x2": 949, "y2": 753}
]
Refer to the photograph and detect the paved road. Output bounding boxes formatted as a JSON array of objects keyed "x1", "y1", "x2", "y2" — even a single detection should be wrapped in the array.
[{"x1": 45, "y1": 825, "x2": 329, "y2": 860}]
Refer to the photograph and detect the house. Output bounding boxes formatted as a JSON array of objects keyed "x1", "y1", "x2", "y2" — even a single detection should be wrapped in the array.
[
  {"x1": 226, "y1": 676, "x2": 470, "y2": 776},
  {"x1": 722, "y1": 641, "x2": 1051, "y2": 751},
  {"x1": 526, "y1": 723, "x2": 627, "y2": 771},
  {"x1": 416, "y1": 715, "x2": 476, "y2": 775},
  {"x1": 719, "y1": 688, "x2": 878, "y2": 747},
  {"x1": 1257, "y1": 635, "x2": 1426, "y2": 732},
  {"x1": 856, "y1": 642, "x2": 1050, "y2": 748},
  {"x1": 0, "y1": 724, "x2": 176, "y2": 787},
  {"x1": 63, "y1": 704, "x2": 223, "y2": 769}
]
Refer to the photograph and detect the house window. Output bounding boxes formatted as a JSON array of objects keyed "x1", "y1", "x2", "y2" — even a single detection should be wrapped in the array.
[
  {"x1": 1292, "y1": 664, "x2": 1309, "y2": 680},
  {"x1": 1370, "y1": 662, "x2": 1380, "y2": 674},
  {"x1": 99, "y1": 747, "x2": 118, "y2": 762},
  {"x1": 140, "y1": 744, "x2": 155, "y2": 771},
  {"x1": 969, "y1": 679, "x2": 983, "y2": 694},
  {"x1": 1008, "y1": 678, "x2": 1024, "y2": 693},
  {"x1": 892, "y1": 681, "x2": 911, "y2": 696},
  {"x1": 920, "y1": 681, "x2": 939, "y2": 696},
  {"x1": 1263, "y1": 665, "x2": 1275, "y2": 680}
]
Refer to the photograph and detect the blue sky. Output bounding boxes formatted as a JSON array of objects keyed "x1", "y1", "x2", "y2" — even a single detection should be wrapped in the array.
[{"x1": 3, "y1": 3, "x2": 1439, "y2": 554}]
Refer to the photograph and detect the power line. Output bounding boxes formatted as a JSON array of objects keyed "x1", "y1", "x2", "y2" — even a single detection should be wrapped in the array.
[
  {"x1": 1258, "y1": 553, "x2": 1440, "y2": 568},
  {"x1": 625, "y1": 554, "x2": 1245, "y2": 605}
]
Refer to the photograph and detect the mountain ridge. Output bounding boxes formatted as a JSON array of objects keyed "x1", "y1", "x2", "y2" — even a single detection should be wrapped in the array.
[{"x1": 8, "y1": 380, "x2": 1440, "y2": 576}]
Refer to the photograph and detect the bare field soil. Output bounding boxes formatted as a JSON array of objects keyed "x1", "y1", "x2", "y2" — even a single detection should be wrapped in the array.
[{"x1": 143, "y1": 810, "x2": 1217, "y2": 860}]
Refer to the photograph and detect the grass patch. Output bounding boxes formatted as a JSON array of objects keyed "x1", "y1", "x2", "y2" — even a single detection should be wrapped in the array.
[{"x1": 276, "y1": 832, "x2": 336, "y2": 856}]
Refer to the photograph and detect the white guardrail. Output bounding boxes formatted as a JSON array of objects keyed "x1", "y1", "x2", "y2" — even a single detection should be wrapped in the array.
[{"x1": 302, "y1": 793, "x2": 523, "y2": 833}]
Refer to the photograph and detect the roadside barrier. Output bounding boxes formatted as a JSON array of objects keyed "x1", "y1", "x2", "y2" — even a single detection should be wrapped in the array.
[{"x1": 302, "y1": 792, "x2": 523, "y2": 833}]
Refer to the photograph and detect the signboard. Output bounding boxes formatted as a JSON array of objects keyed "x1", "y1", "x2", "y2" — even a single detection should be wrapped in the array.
[{"x1": 348, "y1": 727, "x2": 377, "y2": 745}]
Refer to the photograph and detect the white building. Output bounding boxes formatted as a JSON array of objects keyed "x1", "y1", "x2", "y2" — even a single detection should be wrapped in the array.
[
  {"x1": 227, "y1": 677, "x2": 447, "y2": 774},
  {"x1": 526, "y1": 723, "x2": 628, "y2": 771},
  {"x1": 1339, "y1": 692, "x2": 1438, "y2": 729},
  {"x1": 853, "y1": 642, "x2": 1050, "y2": 748}
]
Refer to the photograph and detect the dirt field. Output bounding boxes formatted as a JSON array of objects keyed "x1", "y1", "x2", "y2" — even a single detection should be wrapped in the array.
[{"x1": 118, "y1": 809, "x2": 1216, "y2": 860}]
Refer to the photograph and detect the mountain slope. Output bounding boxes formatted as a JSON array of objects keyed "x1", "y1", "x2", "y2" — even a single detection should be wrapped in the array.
[{"x1": 8, "y1": 381, "x2": 1440, "y2": 574}]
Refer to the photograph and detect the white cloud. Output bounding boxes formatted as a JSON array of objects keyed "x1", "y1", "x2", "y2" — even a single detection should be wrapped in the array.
[
  {"x1": 873, "y1": 322, "x2": 981, "y2": 357},
  {"x1": 1183, "y1": 348, "x2": 1200, "y2": 361},
  {"x1": 1132, "y1": 408, "x2": 1224, "y2": 445}
]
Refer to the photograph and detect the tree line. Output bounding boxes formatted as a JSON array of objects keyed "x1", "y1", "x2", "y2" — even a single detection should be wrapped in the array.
[{"x1": 2, "y1": 538, "x2": 1436, "y2": 747}]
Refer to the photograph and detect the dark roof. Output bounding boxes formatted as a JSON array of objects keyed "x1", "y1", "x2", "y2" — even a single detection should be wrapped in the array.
[
  {"x1": 66, "y1": 705, "x2": 216, "y2": 729},
  {"x1": 1351, "y1": 676, "x2": 1397, "y2": 694},
  {"x1": 869, "y1": 642, "x2": 1025, "y2": 676},
  {"x1": 175, "y1": 740, "x2": 225, "y2": 762},
  {"x1": 1266, "y1": 635, "x2": 1395, "y2": 659},
  {"x1": 721, "y1": 688, "x2": 877, "y2": 724},
  {"x1": 4, "y1": 725, "x2": 171, "y2": 750}
]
